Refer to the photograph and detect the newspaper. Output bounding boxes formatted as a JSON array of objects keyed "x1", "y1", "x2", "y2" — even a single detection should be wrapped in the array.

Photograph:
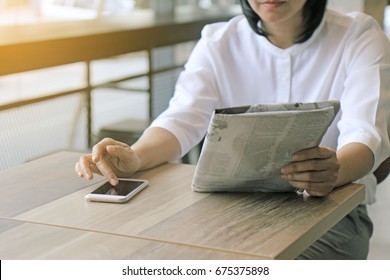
[{"x1": 191, "y1": 100, "x2": 340, "y2": 193}]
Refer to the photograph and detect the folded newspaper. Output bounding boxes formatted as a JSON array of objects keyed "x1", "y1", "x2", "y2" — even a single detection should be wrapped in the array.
[{"x1": 191, "y1": 100, "x2": 340, "y2": 193}]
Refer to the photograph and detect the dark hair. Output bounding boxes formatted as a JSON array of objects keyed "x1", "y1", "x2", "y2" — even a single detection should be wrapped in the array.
[{"x1": 240, "y1": 0, "x2": 328, "y2": 43}]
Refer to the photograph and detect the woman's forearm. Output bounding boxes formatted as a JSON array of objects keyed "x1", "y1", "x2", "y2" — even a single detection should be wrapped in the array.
[
  {"x1": 131, "y1": 127, "x2": 182, "y2": 171},
  {"x1": 335, "y1": 142, "x2": 374, "y2": 187}
]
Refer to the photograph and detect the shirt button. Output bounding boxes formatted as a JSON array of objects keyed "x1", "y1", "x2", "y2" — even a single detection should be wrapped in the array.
[{"x1": 282, "y1": 74, "x2": 289, "y2": 81}]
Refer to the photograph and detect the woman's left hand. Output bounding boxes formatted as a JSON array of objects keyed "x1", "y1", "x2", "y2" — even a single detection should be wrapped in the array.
[{"x1": 280, "y1": 147, "x2": 340, "y2": 197}]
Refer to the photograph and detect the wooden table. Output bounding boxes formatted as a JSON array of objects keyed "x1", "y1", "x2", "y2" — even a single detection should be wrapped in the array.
[{"x1": 0, "y1": 151, "x2": 365, "y2": 259}]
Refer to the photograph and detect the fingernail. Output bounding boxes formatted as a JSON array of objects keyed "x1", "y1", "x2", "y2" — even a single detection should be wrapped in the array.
[{"x1": 110, "y1": 178, "x2": 118, "y2": 186}]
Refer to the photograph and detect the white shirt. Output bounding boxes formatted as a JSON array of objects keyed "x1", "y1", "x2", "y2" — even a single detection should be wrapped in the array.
[{"x1": 151, "y1": 9, "x2": 390, "y2": 204}]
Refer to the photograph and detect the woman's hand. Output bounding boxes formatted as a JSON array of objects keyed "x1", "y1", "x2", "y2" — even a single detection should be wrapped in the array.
[
  {"x1": 75, "y1": 138, "x2": 141, "y2": 186},
  {"x1": 281, "y1": 147, "x2": 340, "y2": 197}
]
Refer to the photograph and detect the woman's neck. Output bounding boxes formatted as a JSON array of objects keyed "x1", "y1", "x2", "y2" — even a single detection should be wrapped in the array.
[
  {"x1": 267, "y1": 32, "x2": 296, "y2": 49},
  {"x1": 262, "y1": 18, "x2": 303, "y2": 49}
]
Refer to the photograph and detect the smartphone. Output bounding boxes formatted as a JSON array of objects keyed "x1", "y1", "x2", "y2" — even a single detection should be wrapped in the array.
[{"x1": 85, "y1": 178, "x2": 149, "y2": 203}]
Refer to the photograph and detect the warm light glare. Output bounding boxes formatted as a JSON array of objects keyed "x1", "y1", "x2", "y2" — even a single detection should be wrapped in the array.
[{"x1": 0, "y1": 0, "x2": 138, "y2": 26}]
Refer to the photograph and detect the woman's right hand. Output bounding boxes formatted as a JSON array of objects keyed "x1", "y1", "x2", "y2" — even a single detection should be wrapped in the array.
[{"x1": 75, "y1": 138, "x2": 141, "y2": 186}]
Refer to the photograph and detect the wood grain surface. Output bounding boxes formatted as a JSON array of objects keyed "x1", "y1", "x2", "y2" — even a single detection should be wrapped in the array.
[
  {"x1": 0, "y1": 152, "x2": 364, "y2": 259},
  {"x1": 0, "y1": 219, "x2": 260, "y2": 260}
]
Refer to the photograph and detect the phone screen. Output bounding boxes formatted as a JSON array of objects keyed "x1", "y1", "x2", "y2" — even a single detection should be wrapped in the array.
[{"x1": 91, "y1": 180, "x2": 145, "y2": 196}]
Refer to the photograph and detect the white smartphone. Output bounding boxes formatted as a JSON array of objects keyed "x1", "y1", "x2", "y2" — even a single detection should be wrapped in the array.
[{"x1": 85, "y1": 178, "x2": 149, "y2": 203}]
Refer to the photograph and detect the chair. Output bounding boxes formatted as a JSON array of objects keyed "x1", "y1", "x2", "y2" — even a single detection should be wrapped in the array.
[
  {"x1": 374, "y1": 156, "x2": 390, "y2": 184},
  {"x1": 96, "y1": 118, "x2": 149, "y2": 147}
]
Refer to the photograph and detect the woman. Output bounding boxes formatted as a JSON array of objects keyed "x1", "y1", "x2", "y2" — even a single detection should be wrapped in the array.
[{"x1": 75, "y1": 0, "x2": 390, "y2": 259}]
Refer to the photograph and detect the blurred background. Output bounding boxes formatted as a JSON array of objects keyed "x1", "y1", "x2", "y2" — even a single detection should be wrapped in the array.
[{"x1": 0, "y1": 0, "x2": 389, "y2": 260}]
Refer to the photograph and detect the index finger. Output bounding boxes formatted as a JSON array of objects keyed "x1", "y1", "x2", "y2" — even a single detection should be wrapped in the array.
[
  {"x1": 292, "y1": 147, "x2": 335, "y2": 161},
  {"x1": 95, "y1": 157, "x2": 119, "y2": 186}
]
